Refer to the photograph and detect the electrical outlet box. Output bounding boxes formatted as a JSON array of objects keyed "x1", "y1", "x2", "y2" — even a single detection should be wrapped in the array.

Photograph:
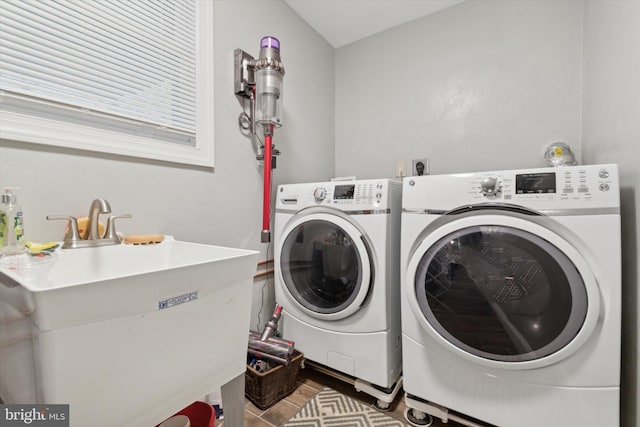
[
  {"x1": 395, "y1": 160, "x2": 407, "y2": 178},
  {"x1": 412, "y1": 158, "x2": 429, "y2": 176}
]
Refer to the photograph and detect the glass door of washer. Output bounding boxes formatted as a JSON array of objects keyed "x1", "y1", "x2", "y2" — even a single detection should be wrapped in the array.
[
  {"x1": 279, "y1": 213, "x2": 373, "y2": 321},
  {"x1": 407, "y1": 213, "x2": 600, "y2": 366}
]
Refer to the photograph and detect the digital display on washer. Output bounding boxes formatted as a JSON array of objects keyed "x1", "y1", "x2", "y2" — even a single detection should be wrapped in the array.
[
  {"x1": 516, "y1": 172, "x2": 556, "y2": 194},
  {"x1": 334, "y1": 184, "x2": 355, "y2": 199}
]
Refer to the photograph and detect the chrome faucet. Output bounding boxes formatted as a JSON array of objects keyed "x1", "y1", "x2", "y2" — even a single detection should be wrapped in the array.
[
  {"x1": 47, "y1": 198, "x2": 132, "y2": 249},
  {"x1": 86, "y1": 198, "x2": 111, "y2": 240}
]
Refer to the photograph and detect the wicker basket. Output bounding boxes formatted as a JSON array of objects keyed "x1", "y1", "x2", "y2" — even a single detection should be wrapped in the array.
[{"x1": 245, "y1": 350, "x2": 304, "y2": 409}]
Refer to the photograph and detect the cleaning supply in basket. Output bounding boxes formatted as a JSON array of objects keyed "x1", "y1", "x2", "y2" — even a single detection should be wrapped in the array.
[
  {"x1": 260, "y1": 304, "x2": 283, "y2": 340},
  {"x1": 0, "y1": 187, "x2": 26, "y2": 256},
  {"x1": 248, "y1": 330, "x2": 295, "y2": 365}
]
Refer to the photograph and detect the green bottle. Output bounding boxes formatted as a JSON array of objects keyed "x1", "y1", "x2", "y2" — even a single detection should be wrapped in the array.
[{"x1": 0, "y1": 187, "x2": 25, "y2": 256}]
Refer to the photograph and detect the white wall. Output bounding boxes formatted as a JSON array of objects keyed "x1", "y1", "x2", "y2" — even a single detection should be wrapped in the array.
[
  {"x1": 0, "y1": 0, "x2": 334, "y2": 329},
  {"x1": 582, "y1": 2, "x2": 640, "y2": 426},
  {"x1": 335, "y1": 0, "x2": 583, "y2": 177}
]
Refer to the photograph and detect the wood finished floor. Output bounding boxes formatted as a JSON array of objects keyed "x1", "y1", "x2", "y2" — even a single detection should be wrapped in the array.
[{"x1": 218, "y1": 365, "x2": 465, "y2": 427}]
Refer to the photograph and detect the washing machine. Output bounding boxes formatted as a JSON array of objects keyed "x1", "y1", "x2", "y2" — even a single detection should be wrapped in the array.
[
  {"x1": 274, "y1": 179, "x2": 402, "y2": 405},
  {"x1": 400, "y1": 164, "x2": 620, "y2": 427}
]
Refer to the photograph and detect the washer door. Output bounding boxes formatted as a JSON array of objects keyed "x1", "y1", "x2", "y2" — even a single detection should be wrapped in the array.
[
  {"x1": 278, "y1": 212, "x2": 373, "y2": 320},
  {"x1": 406, "y1": 212, "x2": 601, "y2": 369}
]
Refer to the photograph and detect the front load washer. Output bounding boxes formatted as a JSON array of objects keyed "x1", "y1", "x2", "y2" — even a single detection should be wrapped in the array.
[
  {"x1": 400, "y1": 164, "x2": 620, "y2": 427},
  {"x1": 274, "y1": 179, "x2": 402, "y2": 405}
]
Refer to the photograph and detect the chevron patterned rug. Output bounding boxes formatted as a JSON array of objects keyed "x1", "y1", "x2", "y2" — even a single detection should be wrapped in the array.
[{"x1": 281, "y1": 387, "x2": 408, "y2": 426}]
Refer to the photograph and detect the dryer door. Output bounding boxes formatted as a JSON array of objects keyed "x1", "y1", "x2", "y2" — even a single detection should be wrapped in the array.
[
  {"x1": 406, "y1": 213, "x2": 601, "y2": 369},
  {"x1": 278, "y1": 212, "x2": 373, "y2": 321}
]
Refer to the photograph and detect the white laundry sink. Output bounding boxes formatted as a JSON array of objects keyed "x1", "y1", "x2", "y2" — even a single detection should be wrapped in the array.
[{"x1": 0, "y1": 237, "x2": 258, "y2": 427}]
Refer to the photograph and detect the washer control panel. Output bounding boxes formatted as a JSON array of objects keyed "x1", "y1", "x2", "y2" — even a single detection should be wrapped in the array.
[
  {"x1": 279, "y1": 180, "x2": 396, "y2": 210},
  {"x1": 467, "y1": 165, "x2": 617, "y2": 203},
  {"x1": 314, "y1": 182, "x2": 384, "y2": 205},
  {"x1": 403, "y1": 164, "x2": 619, "y2": 211}
]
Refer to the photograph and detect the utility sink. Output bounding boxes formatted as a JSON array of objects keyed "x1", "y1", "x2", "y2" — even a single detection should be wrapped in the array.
[{"x1": 0, "y1": 237, "x2": 258, "y2": 427}]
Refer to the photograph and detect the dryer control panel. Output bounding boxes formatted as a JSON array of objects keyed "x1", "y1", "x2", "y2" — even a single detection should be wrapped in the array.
[
  {"x1": 403, "y1": 164, "x2": 619, "y2": 212},
  {"x1": 278, "y1": 179, "x2": 401, "y2": 211}
]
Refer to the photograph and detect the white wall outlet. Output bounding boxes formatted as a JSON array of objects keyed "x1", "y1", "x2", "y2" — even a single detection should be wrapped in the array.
[
  {"x1": 412, "y1": 158, "x2": 429, "y2": 176},
  {"x1": 395, "y1": 160, "x2": 407, "y2": 178}
]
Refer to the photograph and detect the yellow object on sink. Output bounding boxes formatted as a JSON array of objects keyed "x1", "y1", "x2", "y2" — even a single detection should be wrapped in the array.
[
  {"x1": 123, "y1": 234, "x2": 165, "y2": 245},
  {"x1": 76, "y1": 216, "x2": 105, "y2": 239},
  {"x1": 25, "y1": 241, "x2": 59, "y2": 255}
]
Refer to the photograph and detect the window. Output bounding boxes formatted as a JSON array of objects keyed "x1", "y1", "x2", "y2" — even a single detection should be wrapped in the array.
[{"x1": 0, "y1": 0, "x2": 214, "y2": 167}]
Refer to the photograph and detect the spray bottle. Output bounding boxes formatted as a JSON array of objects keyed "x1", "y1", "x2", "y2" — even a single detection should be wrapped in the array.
[{"x1": 0, "y1": 187, "x2": 26, "y2": 256}]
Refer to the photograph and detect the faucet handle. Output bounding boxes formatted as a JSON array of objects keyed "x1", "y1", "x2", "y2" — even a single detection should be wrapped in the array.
[
  {"x1": 104, "y1": 214, "x2": 132, "y2": 243},
  {"x1": 47, "y1": 215, "x2": 81, "y2": 249}
]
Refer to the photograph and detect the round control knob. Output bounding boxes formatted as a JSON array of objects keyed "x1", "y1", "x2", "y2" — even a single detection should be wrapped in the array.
[
  {"x1": 481, "y1": 177, "x2": 501, "y2": 197},
  {"x1": 313, "y1": 187, "x2": 327, "y2": 202}
]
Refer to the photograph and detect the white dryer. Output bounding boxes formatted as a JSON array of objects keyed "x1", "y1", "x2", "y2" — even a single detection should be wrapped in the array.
[
  {"x1": 400, "y1": 164, "x2": 620, "y2": 427},
  {"x1": 274, "y1": 179, "x2": 402, "y2": 401}
]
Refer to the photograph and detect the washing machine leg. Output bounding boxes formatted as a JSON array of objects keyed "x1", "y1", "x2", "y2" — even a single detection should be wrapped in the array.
[
  {"x1": 404, "y1": 407, "x2": 433, "y2": 427},
  {"x1": 404, "y1": 394, "x2": 489, "y2": 427},
  {"x1": 354, "y1": 376, "x2": 403, "y2": 411}
]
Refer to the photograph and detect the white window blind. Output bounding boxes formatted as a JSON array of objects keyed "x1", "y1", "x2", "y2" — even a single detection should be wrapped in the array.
[{"x1": 0, "y1": 0, "x2": 214, "y2": 167}]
